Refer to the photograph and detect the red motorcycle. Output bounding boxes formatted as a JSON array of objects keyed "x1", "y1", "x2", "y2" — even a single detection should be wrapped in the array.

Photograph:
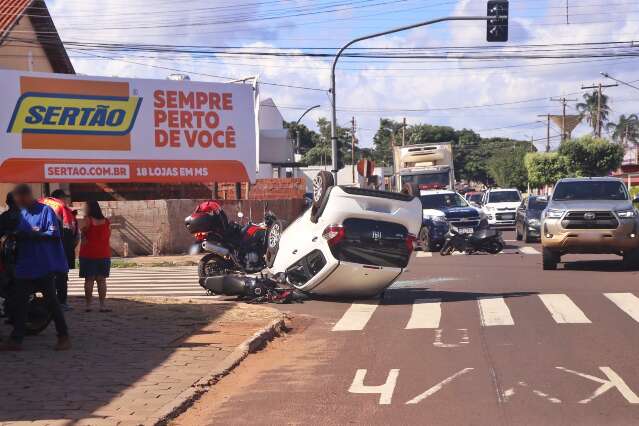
[{"x1": 185, "y1": 201, "x2": 284, "y2": 291}]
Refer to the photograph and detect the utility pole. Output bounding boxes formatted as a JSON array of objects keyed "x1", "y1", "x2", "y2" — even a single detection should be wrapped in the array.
[
  {"x1": 580, "y1": 82, "x2": 618, "y2": 138},
  {"x1": 351, "y1": 116, "x2": 357, "y2": 183},
  {"x1": 537, "y1": 114, "x2": 551, "y2": 152},
  {"x1": 566, "y1": 0, "x2": 569, "y2": 24},
  {"x1": 401, "y1": 117, "x2": 407, "y2": 146},
  {"x1": 550, "y1": 97, "x2": 577, "y2": 143}
]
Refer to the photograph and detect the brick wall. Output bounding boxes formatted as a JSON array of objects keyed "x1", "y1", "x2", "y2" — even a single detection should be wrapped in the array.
[{"x1": 74, "y1": 198, "x2": 306, "y2": 256}]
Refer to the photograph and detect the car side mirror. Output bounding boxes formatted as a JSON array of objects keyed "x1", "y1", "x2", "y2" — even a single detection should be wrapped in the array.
[{"x1": 633, "y1": 195, "x2": 639, "y2": 204}]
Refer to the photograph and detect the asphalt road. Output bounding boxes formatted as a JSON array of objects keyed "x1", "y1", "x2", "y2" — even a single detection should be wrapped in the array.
[{"x1": 188, "y1": 232, "x2": 639, "y2": 426}]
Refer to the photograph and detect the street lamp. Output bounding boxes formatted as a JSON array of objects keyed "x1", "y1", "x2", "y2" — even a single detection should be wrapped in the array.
[
  {"x1": 600, "y1": 72, "x2": 639, "y2": 91},
  {"x1": 293, "y1": 105, "x2": 321, "y2": 154},
  {"x1": 330, "y1": 15, "x2": 505, "y2": 184}
]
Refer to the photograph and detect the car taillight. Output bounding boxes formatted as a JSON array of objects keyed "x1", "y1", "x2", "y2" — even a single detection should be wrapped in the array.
[
  {"x1": 405, "y1": 233, "x2": 417, "y2": 254},
  {"x1": 322, "y1": 225, "x2": 345, "y2": 246}
]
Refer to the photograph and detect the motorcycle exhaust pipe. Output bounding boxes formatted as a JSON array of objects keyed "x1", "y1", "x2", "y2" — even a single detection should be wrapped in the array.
[{"x1": 201, "y1": 241, "x2": 230, "y2": 257}]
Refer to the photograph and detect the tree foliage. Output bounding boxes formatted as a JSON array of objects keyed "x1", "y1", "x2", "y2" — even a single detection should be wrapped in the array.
[
  {"x1": 606, "y1": 114, "x2": 639, "y2": 146},
  {"x1": 576, "y1": 90, "x2": 611, "y2": 135},
  {"x1": 301, "y1": 117, "x2": 356, "y2": 168},
  {"x1": 524, "y1": 152, "x2": 569, "y2": 188},
  {"x1": 486, "y1": 145, "x2": 530, "y2": 190},
  {"x1": 558, "y1": 136, "x2": 624, "y2": 177}
]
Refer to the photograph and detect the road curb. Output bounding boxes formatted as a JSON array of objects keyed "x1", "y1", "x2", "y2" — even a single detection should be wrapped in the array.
[{"x1": 150, "y1": 315, "x2": 287, "y2": 426}]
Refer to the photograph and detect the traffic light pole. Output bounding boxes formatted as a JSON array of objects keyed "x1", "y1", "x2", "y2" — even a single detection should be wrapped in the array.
[{"x1": 329, "y1": 15, "x2": 500, "y2": 184}]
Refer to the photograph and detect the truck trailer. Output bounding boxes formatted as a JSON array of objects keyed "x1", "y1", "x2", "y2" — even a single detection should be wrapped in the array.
[{"x1": 392, "y1": 142, "x2": 455, "y2": 192}]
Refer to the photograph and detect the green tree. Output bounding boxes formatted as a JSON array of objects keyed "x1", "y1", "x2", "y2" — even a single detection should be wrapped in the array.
[
  {"x1": 302, "y1": 117, "x2": 355, "y2": 167},
  {"x1": 283, "y1": 121, "x2": 319, "y2": 155},
  {"x1": 606, "y1": 114, "x2": 639, "y2": 146},
  {"x1": 372, "y1": 118, "x2": 405, "y2": 166},
  {"x1": 576, "y1": 90, "x2": 611, "y2": 135},
  {"x1": 558, "y1": 136, "x2": 624, "y2": 177},
  {"x1": 486, "y1": 145, "x2": 530, "y2": 190},
  {"x1": 524, "y1": 152, "x2": 569, "y2": 189}
]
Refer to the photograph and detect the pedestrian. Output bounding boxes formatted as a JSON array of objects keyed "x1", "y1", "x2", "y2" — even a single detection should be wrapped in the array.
[
  {"x1": 0, "y1": 184, "x2": 71, "y2": 351},
  {"x1": 0, "y1": 193, "x2": 21, "y2": 320},
  {"x1": 79, "y1": 201, "x2": 111, "y2": 312},
  {"x1": 42, "y1": 189, "x2": 79, "y2": 311}
]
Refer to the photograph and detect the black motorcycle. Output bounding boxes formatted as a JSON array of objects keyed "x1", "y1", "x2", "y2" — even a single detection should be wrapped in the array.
[
  {"x1": 184, "y1": 202, "x2": 284, "y2": 293},
  {"x1": 0, "y1": 235, "x2": 53, "y2": 335},
  {"x1": 440, "y1": 225, "x2": 504, "y2": 256}
]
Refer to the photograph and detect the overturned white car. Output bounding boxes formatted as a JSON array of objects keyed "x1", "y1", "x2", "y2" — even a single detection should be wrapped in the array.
[{"x1": 267, "y1": 172, "x2": 422, "y2": 298}]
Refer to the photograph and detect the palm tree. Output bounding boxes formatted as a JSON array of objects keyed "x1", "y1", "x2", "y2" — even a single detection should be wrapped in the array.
[
  {"x1": 606, "y1": 114, "x2": 639, "y2": 146},
  {"x1": 576, "y1": 90, "x2": 611, "y2": 136}
]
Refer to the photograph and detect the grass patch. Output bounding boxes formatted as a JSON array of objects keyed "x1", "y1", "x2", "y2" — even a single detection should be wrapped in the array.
[{"x1": 111, "y1": 260, "x2": 140, "y2": 268}]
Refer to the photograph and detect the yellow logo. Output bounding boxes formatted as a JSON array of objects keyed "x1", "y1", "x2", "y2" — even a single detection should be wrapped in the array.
[{"x1": 7, "y1": 93, "x2": 142, "y2": 136}]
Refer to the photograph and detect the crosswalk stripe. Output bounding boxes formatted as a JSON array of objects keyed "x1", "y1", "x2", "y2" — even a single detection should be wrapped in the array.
[
  {"x1": 478, "y1": 297, "x2": 515, "y2": 326},
  {"x1": 416, "y1": 251, "x2": 433, "y2": 258},
  {"x1": 405, "y1": 299, "x2": 441, "y2": 329},
  {"x1": 519, "y1": 246, "x2": 540, "y2": 255},
  {"x1": 604, "y1": 293, "x2": 639, "y2": 322},
  {"x1": 332, "y1": 301, "x2": 379, "y2": 331},
  {"x1": 538, "y1": 294, "x2": 591, "y2": 324}
]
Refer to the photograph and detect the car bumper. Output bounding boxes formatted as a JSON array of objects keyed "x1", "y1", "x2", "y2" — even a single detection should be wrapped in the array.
[{"x1": 542, "y1": 218, "x2": 639, "y2": 254}]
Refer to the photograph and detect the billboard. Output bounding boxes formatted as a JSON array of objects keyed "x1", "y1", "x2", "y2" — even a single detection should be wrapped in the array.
[{"x1": 0, "y1": 70, "x2": 257, "y2": 183}]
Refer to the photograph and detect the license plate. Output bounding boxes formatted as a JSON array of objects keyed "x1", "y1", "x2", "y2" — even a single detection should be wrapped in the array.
[
  {"x1": 459, "y1": 227, "x2": 474, "y2": 234},
  {"x1": 502, "y1": 214, "x2": 514, "y2": 220}
]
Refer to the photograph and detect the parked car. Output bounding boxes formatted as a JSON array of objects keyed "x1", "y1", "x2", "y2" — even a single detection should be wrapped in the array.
[
  {"x1": 464, "y1": 191, "x2": 484, "y2": 207},
  {"x1": 541, "y1": 177, "x2": 639, "y2": 270},
  {"x1": 482, "y1": 188, "x2": 522, "y2": 228},
  {"x1": 515, "y1": 195, "x2": 548, "y2": 242},
  {"x1": 419, "y1": 189, "x2": 485, "y2": 251},
  {"x1": 268, "y1": 172, "x2": 422, "y2": 298}
]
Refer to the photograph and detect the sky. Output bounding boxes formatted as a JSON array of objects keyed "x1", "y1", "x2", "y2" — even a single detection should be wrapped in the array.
[{"x1": 47, "y1": 0, "x2": 639, "y2": 151}]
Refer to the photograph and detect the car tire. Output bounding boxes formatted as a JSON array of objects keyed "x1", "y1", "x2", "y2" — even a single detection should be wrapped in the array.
[
  {"x1": 417, "y1": 227, "x2": 430, "y2": 251},
  {"x1": 622, "y1": 249, "x2": 639, "y2": 271},
  {"x1": 312, "y1": 171, "x2": 334, "y2": 209},
  {"x1": 310, "y1": 186, "x2": 334, "y2": 224},
  {"x1": 265, "y1": 220, "x2": 286, "y2": 268},
  {"x1": 401, "y1": 183, "x2": 419, "y2": 197},
  {"x1": 515, "y1": 225, "x2": 523, "y2": 241},
  {"x1": 542, "y1": 247, "x2": 559, "y2": 270},
  {"x1": 523, "y1": 227, "x2": 533, "y2": 244}
]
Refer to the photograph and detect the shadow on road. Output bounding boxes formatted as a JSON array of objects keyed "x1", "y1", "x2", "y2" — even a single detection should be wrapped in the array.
[
  {"x1": 562, "y1": 259, "x2": 636, "y2": 272},
  {"x1": 382, "y1": 289, "x2": 538, "y2": 304}
]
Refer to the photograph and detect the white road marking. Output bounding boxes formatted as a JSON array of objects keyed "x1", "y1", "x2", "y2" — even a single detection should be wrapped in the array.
[
  {"x1": 433, "y1": 328, "x2": 469, "y2": 348},
  {"x1": 332, "y1": 301, "x2": 379, "y2": 331},
  {"x1": 478, "y1": 297, "x2": 515, "y2": 326},
  {"x1": 538, "y1": 294, "x2": 591, "y2": 324},
  {"x1": 519, "y1": 246, "x2": 541, "y2": 255},
  {"x1": 502, "y1": 381, "x2": 561, "y2": 404},
  {"x1": 405, "y1": 368, "x2": 474, "y2": 404},
  {"x1": 349, "y1": 369, "x2": 399, "y2": 405},
  {"x1": 416, "y1": 251, "x2": 432, "y2": 258},
  {"x1": 557, "y1": 366, "x2": 639, "y2": 404},
  {"x1": 405, "y1": 299, "x2": 441, "y2": 329},
  {"x1": 604, "y1": 293, "x2": 639, "y2": 322}
]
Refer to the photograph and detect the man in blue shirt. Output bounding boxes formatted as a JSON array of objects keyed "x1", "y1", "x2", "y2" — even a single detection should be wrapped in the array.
[{"x1": 0, "y1": 184, "x2": 70, "y2": 351}]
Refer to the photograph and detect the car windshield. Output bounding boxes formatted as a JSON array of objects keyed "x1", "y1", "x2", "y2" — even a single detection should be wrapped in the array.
[
  {"x1": 488, "y1": 191, "x2": 520, "y2": 203},
  {"x1": 420, "y1": 193, "x2": 468, "y2": 209},
  {"x1": 402, "y1": 171, "x2": 450, "y2": 187},
  {"x1": 528, "y1": 198, "x2": 548, "y2": 210},
  {"x1": 552, "y1": 181, "x2": 628, "y2": 201},
  {"x1": 467, "y1": 193, "x2": 483, "y2": 203}
]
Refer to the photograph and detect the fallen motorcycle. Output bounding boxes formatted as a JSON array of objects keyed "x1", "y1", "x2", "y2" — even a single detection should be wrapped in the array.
[
  {"x1": 440, "y1": 225, "x2": 504, "y2": 256},
  {"x1": 201, "y1": 273, "x2": 299, "y2": 303},
  {"x1": 184, "y1": 201, "x2": 285, "y2": 293}
]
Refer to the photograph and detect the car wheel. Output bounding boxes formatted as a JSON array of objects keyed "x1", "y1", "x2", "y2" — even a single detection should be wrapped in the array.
[
  {"x1": 401, "y1": 183, "x2": 419, "y2": 197},
  {"x1": 312, "y1": 171, "x2": 334, "y2": 209},
  {"x1": 515, "y1": 224, "x2": 523, "y2": 241},
  {"x1": 542, "y1": 247, "x2": 559, "y2": 270},
  {"x1": 622, "y1": 249, "x2": 639, "y2": 271},
  {"x1": 523, "y1": 227, "x2": 533, "y2": 244},
  {"x1": 265, "y1": 220, "x2": 286, "y2": 268},
  {"x1": 418, "y1": 227, "x2": 430, "y2": 251}
]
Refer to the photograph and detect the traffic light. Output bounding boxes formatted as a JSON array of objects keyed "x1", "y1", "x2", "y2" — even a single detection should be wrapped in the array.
[{"x1": 487, "y1": 0, "x2": 509, "y2": 42}]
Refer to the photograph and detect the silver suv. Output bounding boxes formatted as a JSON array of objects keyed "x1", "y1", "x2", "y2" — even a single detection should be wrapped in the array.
[{"x1": 541, "y1": 177, "x2": 639, "y2": 270}]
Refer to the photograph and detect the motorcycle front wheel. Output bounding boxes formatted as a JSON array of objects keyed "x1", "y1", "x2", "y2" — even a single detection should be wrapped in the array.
[
  {"x1": 485, "y1": 240, "x2": 504, "y2": 254},
  {"x1": 440, "y1": 241, "x2": 454, "y2": 256},
  {"x1": 26, "y1": 294, "x2": 53, "y2": 336}
]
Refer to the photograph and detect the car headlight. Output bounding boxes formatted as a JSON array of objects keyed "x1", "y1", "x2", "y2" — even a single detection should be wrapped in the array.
[
  {"x1": 616, "y1": 209, "x2": 637, "y2": 218},
  {"x1": 528, "y1": 218, "x2": 540, "y2": 226},
  {"x1": 545, "y1": 208, "x2": 565, "y2": 219},
  {"x1": 424, "y1": 215, "x2": 447, "y2": 223}
]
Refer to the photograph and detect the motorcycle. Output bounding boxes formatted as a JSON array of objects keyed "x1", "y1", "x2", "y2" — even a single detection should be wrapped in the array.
[
  {"x1": 0, "y1": 235, "x2": 53, "y2": 335},
  {"x1": 440, "y1": 225, "x2": 504, "y2": 256},
  {"x1": 184, "y1": 201, "x2": 285, "y2": 293}
]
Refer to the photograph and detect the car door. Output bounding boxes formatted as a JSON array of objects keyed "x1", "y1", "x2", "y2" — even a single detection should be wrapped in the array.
[{"x1": 516, "y1": 198, "x2": 527, "y2": 233}]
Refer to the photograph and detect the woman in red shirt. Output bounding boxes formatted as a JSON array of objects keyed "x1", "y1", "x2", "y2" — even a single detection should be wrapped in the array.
[{"x1": 79, "y1": 201, "x2": 111, "y2": 312}]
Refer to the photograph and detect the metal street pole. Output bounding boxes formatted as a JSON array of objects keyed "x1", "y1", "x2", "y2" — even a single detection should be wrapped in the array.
[
  {"x1": 330, "y1": 15, "x2": 498, "y2": 184},
  {"x1": 294, "y1": 104, "x2": 321, "y2": 154}
]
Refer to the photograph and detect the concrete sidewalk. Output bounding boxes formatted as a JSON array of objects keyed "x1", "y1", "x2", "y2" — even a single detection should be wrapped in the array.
[{"x1": 0, "y1": 295, "x2": 285, "y2": 425}]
